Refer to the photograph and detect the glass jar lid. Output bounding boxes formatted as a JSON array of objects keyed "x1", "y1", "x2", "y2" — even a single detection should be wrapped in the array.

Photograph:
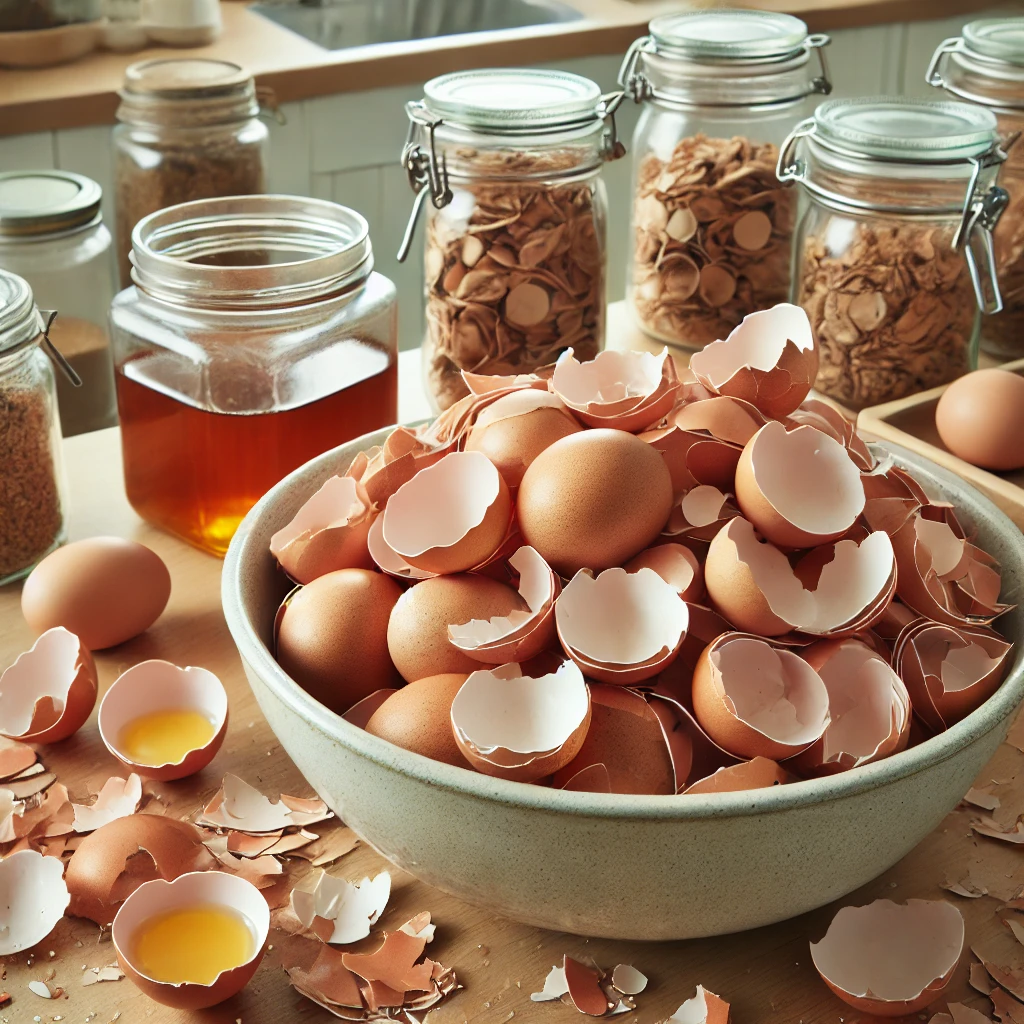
[
  {"x1": 0, "y1": 171, "x2": 102, "y2": 238},
  {"x1": 421, "y1": 68, "x2": 604, "y2": 133},
  {"x1": 927, "y1": 18, "x2": 1024, "y2": 112},
  {"x1": 648, "y1": 10, "x2": 810, "y2": 63},
  {"x1": 962, "y1": 18, "x2": 1024, "y2": 66},
  {"x1": 0, "y1": 269, "x2": 43, "y2": 356}
]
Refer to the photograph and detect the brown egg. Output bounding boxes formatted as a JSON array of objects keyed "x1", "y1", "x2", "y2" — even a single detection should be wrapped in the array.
[
  {"x1": 517, "y1": 429, "x2": 674, "y2": 576},
  {"x1": 21, "y1": 537, "x2": 171, "y2": 650},
  {"x1": 365, "y1": 673, "x2": 469, "y2": 767},
  {"x1": 277, "y1": 569, "x2": 402, "y2": 713},
  {"x1": 386, "y1": 574, "x2": 526, "y2": 683},
  {"x1": 935, "y1": 368, "x2": 1024, "y2": 471}
]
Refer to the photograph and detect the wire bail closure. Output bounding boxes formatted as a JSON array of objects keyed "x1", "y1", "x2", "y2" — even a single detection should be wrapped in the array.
[{"x1": 38, "y1": 311, "x2": 82, "y2": 388}]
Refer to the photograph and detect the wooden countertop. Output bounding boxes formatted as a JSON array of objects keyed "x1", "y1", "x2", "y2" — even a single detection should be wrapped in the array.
[
  {"x1": 2, "y1": 324, "x2": 1024, "y2": 1023},
  {"x1": 0, "y1": 0, "x2": 987, "y2": 139}
]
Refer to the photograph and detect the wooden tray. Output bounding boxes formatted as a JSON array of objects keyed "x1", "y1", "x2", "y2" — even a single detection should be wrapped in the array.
[{"x1": 857, "y1": 358, "x2": 1024, "y2": 533}]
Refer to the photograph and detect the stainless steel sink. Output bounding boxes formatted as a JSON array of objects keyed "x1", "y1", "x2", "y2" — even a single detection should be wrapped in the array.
[{"x1": 248, "y1": 0, "x2": 583, "y2": 51}]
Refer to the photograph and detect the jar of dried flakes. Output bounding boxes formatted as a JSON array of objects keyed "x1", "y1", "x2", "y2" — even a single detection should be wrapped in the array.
[
  {"x1": 618, "y1": 10, "x2": 831, "y2": 350},
  {"x1": 928, "y1": 18, "x2": 1024, "y2": 360},
  {"x1": 779, "y1": 98, "x2": 1008, "y2": 412},
  {"x1": 113, "y1": 58, "x2": 269, "y2": 288},
  {"x1": 400, "y1": 68, "x2": 624, "y2": 411},
  {"x1": 0, "y1": 269, "x2": 68, "y2": 585}
]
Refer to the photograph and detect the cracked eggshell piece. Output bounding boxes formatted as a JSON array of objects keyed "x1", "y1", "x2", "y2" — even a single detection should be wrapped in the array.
[
  {"x1": 663, "y1": 486, "x2": 741, "y2": 546},
  {"x1": 463, "y1": 389, "x2": 582, "y2": 489},
  {"x1": 0, "y1": 848, "x2": 70, "y2": 954},
  {"x1": 692, "y1": 633, "x2": 830, "y2": 761},
  {"x1": 810, "y1": 899, "x2": 964, "y2": 1017},
  {"x1": 624, "y1": 543, "x2": 704, "y2": 602},
  {"x1": 447, "y1": 546, "x2": 559, "y2": 664},
  {"x1": 98, "y1": 660, "x2": 228, "y2": 781},
  {"x1": 549, "y1": 348, "x2": 680, "y2": 433},
  {"x1": 113, "y1": 870, "x2": 270, "y2": 1010},
  {"x1": 450, "y1": 660, "x2": 591, "y2": 783},
  {"x1": 290, "y1": 871, "x2": 391, "y2": 945},
  {"x1": 66, "y1": 814, "x2": 215, "y2": 926},
  {"x1": 382, "y1": 451, "x2": 512, "y2": 575},
  {"x1": 788, "y1": 397, "x2": 875, "y2": 472},
  {"x1": 269, "y1": 475, "x2": 375, "y2": 584},
  {"x1": 790, "y1": 639, "x2": 911, "y2": 777},
  {"x1": 198, "y1": 774, "x2": 330, "y2": 833},
  {"x1": 735, "y1": 422, "x2": 865, "y2": 549},
  {"x1": 690, "y1": 302, "x2": 818, "y2": 419},
  {"x1": 556, "y1": 568, "x2": 689, "y2": 685},
  {"x1": 367, "y1": 514, "x2": 436, "y2": 581},
  {"x1": 666, "y1": 984, "x2": 731, "y2": 1024},
  {"x1": 72, "y1": 773, "x2": 143, "y2": 832},
  {"x1": 704, "y1": 518, "x2": 895, "y2": 637},
  {"x1": 683, "y1": 756, "x2": 791, "y2": 795},
  {"x1": 0, "y1": 626, "x2": 97, "y2": 743}
]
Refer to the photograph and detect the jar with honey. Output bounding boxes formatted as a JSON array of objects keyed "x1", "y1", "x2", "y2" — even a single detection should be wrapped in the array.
[{"x1": 109, "y1": 195, "x2": 398, "y2": 556}]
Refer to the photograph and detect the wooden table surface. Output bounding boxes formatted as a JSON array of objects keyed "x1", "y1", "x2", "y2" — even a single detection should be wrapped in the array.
[{"x1": 2, "y1": 316, "x2": 1024, "y2": 1024}]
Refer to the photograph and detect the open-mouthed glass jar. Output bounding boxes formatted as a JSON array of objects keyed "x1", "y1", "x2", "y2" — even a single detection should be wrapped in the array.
[{"x1": 399, "y1": 68, "x2": 625, "y2": 411}]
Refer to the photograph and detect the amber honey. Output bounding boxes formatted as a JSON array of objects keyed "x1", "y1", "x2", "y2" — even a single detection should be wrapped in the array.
[{"x1": 117, "y1": 341, "x2": 397, "y2": 556}]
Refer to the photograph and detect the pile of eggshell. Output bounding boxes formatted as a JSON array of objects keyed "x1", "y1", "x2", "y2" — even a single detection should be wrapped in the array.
[{"x1": 269, "y1": 303, "x2": 1014, "y2": 795}]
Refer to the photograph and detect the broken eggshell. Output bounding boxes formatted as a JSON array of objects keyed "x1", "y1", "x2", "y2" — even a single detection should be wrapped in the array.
[
  {"x1": 683, "y1": 756, "x2": 792, "y2": 795},
  {"x1": 663, "y1": 485, "x2": 741, "y2": 546},
  {"x1": 810, "y1": 899, "x2": 964, "y2": 1016},
  {"x1": 269, "y1": 475, "x2": 375, "y2": 584},
  {"x1": 0, "y1": 848, "x2": 70, "y2": 954},
  {"x1": 692, "y1": 633, "x2": 830, "y2": 761},
  {"x1": 665, "y1": 984, "x2": 732, "y2": 1024},
  {"x1": 367, "y1": 514, "x2": 436, "y2": 581},
  {"x1": 98, "y1": 660, "x2": 228, "y2": 781},
  {"x1": 72, "y1": 773, "x2": 143, "y2": 832},
  {"x1": 290, "y1": 870, "x2": 391, "y2": 945},
  {"x1": 555, "y1": 567, "x2": 689, "y2": 685},
  {"x1": 382, "y1": 451, "x2": 513, "y2": 575},
  {"x1": 0, "y1": 626, "x2": 97, "y2": 744},
  {"x1": 788, "y1": 397, "x2": 875, "y2": 472},
  {"x1": 450, "y1": 660, "x2": 591, "y2": 783},
  {"x1": 624, "y1": 543, "x2": 704, "y2": 603},
  {"x1": 112, "y1": 870, "x2": 270, "y2": 1010},
  {"x1": 689, "y1": 301, "x2": 818, "y2": 419},
  {"x1": 197, "y1": 774, "x2": 330, "y2": 834}
]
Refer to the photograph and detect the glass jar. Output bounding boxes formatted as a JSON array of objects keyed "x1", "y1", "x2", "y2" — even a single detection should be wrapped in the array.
[
  {"x1": 0, "y1": 269, "x2": 68, "y2": 585},
  {"x1": 0, "y1": 171, "x2": 117, "y2": 436},
  {"x1": 113, "y1": 58, "x2": 269, "y2": 288},
  {"x1": 779, "y1": 98, "x2": 1007, "y2": 412},
  {"x1": 618, "y1": 10, "x2": 831, "y2": 350},
  {"x1": 928, "y1": 18, "x2": 1024, "y2": 360},
  {"x1": 400, "y1": 68, "x2": 623, "y2": 411},
  {"x1": 109, "y1": 195, "x2": 398, "y2": 557}
]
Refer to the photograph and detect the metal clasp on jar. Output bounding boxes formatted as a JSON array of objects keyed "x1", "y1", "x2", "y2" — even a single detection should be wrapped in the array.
[
  {"x1": 925, "y1": 37, "x2": 964, "y2": 92},
  {"x1": 396, "y1": 101, "x2": 453, "y2": 263},
  {"x1": 38, "y1": 311, "x2": 82, "y2": 388}
]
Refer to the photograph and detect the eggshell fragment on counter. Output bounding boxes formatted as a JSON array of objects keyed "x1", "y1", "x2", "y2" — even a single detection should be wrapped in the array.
[
  {"x1": 66, "y1": 814, "x2": 215, "y2": 926},
  {"x1": 893, "y1": 619, "x2": 1012, "y2": 732},
  {"x1": 624, "y1": 544, "x2": 704, "y2": 603},
  {"x1": 810, "y1": 899, "x2": 964, "y2": 1016},
  {"x1": 112, "y1": 870, "x2": 270, "y2": 1010},
  {"x1": 692, "y1": 633, "x2": 830, "y2": 761},
  {"x1": 450, "y1": 660, "x2": 591, "y2": 783},
  {"x1": 735, "y1": 422, "x2": 865, "y2": 549},
  {"x1": 98, "y1": 660, "x2": 228, "y2": 780},
  {"x1": 198, "y1": 774, "x2": 331, "y2": 834},
  {"x1": 0, "y1": 848, "x2": 70, "y2": 954},
  {"x1": 549, "y1": 347, "x2": 680, "y2": 433},
  {"x1": 683, "y1": 756, "x2": 791, "y2": 795},
  {"x1": 689, "y1": 303, "x2": 817, "y2": 419},
  {"x1": 556, "y1": 567, "x2": 689, "y2": 684},
  {"x1": 72, "y1": 773, "x2": 143, "y2": 832},
  {"x1": 448, "y1": 546, "x2": 559, "y2": 664},
  {"x1": 21, "y1": 536, "x2": 171, "y2": 650},
  {"x1": 665, "y1": 984, "x2": 731, "y2": 1023},
  {"x1": 705, "y1": 517, "x2": 895, "y2": 637},
  {"x1": 0, "y1": 626, "x2": 97, "y2": 743},
  {"x1": 270, "y1": 475, "x2": 375, "y2": 584},
  {"x1": 383, "y1": 451, "x2": 512, "y2": 574},
  {"x1": 290, "y1": 870, "x2": 391, "y2": 944}
]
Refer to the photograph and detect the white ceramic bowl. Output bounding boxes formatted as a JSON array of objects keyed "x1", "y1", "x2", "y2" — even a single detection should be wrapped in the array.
[{"x1": 222, "y1": 429, "x2": 1024, "y2": 940}]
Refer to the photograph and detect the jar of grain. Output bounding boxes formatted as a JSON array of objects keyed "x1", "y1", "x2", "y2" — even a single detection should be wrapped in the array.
[
  {"x1": 0, "y1": 171, "x2": 116, "y2": 436},
  {"x1": 927, "y1": 18, "x2": 1024, "y2": 360},
  {"x1": 400, "y1": 68, "x2": 624, "y2": 411},
  {"x1": 113, "y1": 58, "x2": 269, "y2": 288},
  {"x1": 779, "y1": 98, "x2": 1007, "y2": 412},
  {"x1": 109, "y1": 195, "x2": 398, "y2": 557},
  {"x1": 618, "y1": 10, "x2": 831, "y2": 350},
  {"x1": 0, "y1": 269, "x2": 68, "y2": 585}
]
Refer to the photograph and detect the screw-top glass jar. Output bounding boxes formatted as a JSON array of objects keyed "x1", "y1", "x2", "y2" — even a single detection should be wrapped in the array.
[
  {"x1": 928, "y1": 18, "x2": 1024, "y2": 360},
  {"x1": 618, "y1": 10, "x2": 831, "y2": 350},
  {"x1": 0, "y1": 269, "x2": 69, "y2": 585},
  {"x1": 0, "y1": 170, "x2": 117, "y2": 436},
  {"x1": 779, "y1": 97, "x2": 1008, "y2": 412},
  {"x1": 113, "y1": 58, "x2": 270, "y2": 289},
  {"x1": 109, "y1": 195, "x2": 398, "y2": 557},
  {"x1": 400, "y1": 67, "x2": 624, "y2": 411}
]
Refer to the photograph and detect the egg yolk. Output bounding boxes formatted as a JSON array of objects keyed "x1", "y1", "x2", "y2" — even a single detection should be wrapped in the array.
[
  {"x1": 131, "y1": 904, "x2": 254, "y2": 985},
  {"x1": 118, "y1": 709, "x2": 216, "y2": 766}
]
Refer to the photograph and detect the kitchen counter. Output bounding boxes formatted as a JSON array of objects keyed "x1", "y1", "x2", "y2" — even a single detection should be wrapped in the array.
[{"x1": 0, "y1": 0, "x2": 992, "y2": 138}]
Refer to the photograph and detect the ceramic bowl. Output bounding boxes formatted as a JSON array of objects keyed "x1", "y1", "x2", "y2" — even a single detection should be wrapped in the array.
[{"x1": 222, "y1": 430, "x2": 1024, "y2": 940}]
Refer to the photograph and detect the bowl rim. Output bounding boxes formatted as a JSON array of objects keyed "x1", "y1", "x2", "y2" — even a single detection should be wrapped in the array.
[{"x1": 222, "y1": 428, "x2": 1024, "y2": 822}]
